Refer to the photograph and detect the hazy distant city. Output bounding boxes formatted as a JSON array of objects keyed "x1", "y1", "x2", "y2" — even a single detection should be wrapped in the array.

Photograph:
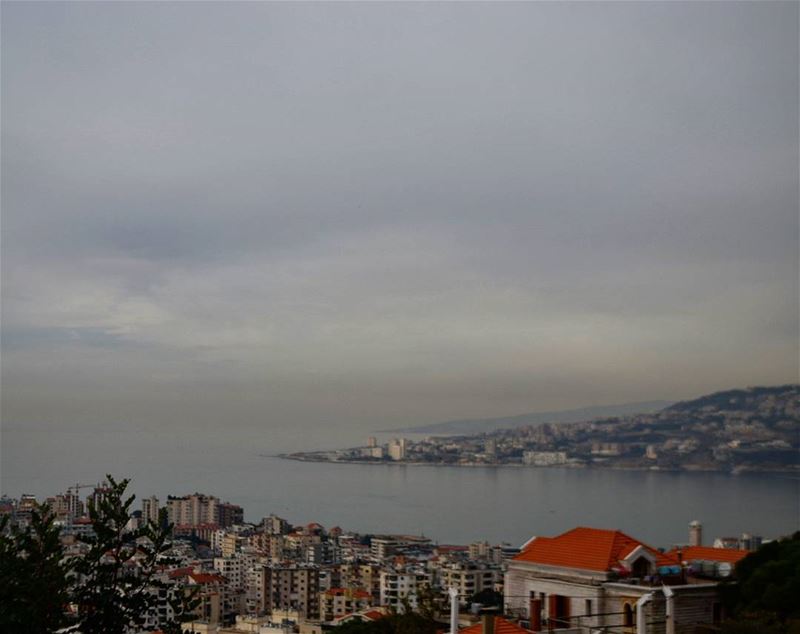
[{"x1": 286, "y1": 386, "x2": 799, "y2": 474}]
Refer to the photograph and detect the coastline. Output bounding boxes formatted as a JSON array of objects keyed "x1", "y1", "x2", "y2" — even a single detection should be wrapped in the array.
[{"x1": 275, "y1": 453, "x2": 797, "y2": 476}]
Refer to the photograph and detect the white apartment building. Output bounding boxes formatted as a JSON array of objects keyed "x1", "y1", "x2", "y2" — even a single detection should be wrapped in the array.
[
  {"x1": 522, "y1": 451, "x2": 568, "y2": 466},
  {"x1": 379, "y1": 570, "x2": 429, "y2": 612}
]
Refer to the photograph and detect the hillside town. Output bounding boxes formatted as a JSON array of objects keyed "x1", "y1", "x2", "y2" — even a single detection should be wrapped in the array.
[
  {"x1": 0, "y1": 482, "x2": 777, "y2": 634},
  {"x1": 286, "y1": 386, "x2": 799, "y2": 473}
]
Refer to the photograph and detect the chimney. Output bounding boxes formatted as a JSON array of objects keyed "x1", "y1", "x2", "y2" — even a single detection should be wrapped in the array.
[
  {"x1": 689, "y1": 520, "x2": 702, "y2": 547},
  {"x1": 482, "y1": 614, "x2": 495, "y2": 634},
  {"x1": 529, "y1": 598, "x2": 542, "y2": 632}
]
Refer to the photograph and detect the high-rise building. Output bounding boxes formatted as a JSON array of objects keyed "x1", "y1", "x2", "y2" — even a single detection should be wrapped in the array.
[
  {"x1": 218, "y1": 502, "x2": 244, "y2": 527},
  {"x1": 53, "y1": 491, "x2": 84, "y2": 521},
  {"x1": 388, "y1": 438, "x2": 406, "y2": 461},
  {"x1": 262, "y1": 514, "x2": 291, "y2": 535},
  {"x1": 249, "y1": 564, "x2": 321, "y2": 618},
  {"x1": 166, "y1": 493, "x2": 219, "y2": 528},
  {"x1": 142, "y1": 496, "x2": 160, "y2": 525}
]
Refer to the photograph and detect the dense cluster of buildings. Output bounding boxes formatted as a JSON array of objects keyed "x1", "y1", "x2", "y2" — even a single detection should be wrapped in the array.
[
  {"x1": 0, "y1": 482, "x2": 769, "y2": 634},
  {"x1": 290, "y1": 386, "x2": 799, "y2": 473}
]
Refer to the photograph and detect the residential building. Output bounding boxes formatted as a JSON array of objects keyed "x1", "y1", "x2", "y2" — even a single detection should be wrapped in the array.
[
  {"x1": 436, "y1": 562, "x2": 501, "y2": 602},
  {"x1": 167, "y1": 493, "x2": 220, "y2": 528},
  {"x1": 379, "y1": 569, "x2": 429, "y2": 612},
  {"x1": 319, "y1": 587, "x2": 373, "y2": 622},
  {"x1": 142, "y1": 495, "x2": 160, "y2": 525},
  {"x1": 218, "y1": 502, "x2": 245, "y2": 528},
  {"x1": 522, "y1": 451, "x2": 568, "y2": 466},
  {"x1": 262, "y1": 514, "x2": 291, "y2": 535},
  {"x1": 505, "y1": 526, "x2": 727, "y2": 633},
  {"x1": 249, "y1": 564, "x2": 321, "y2": 619},
  {"x1": 388, "y1": 438, "x2": 407, "y2": 461}
]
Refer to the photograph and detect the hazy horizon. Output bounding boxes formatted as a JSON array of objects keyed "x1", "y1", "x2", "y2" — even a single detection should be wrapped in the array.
[{"x1": 2, "y1": 2, "x2": 798, "y2": 446}]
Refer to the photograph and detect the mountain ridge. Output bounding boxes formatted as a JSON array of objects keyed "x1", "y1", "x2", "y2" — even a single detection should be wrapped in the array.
[{"x1": 381, "y1": 399, "x2": 674, "y2": 435}]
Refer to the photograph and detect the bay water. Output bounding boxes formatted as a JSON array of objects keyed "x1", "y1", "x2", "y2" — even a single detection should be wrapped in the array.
[{"x1": 2, "y1": 421, "x2": 797, "y2": 549}]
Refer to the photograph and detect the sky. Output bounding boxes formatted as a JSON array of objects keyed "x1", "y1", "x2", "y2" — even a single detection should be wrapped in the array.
[{"x1": 2, "y1": 1, "x2": 798, "y2": 437}]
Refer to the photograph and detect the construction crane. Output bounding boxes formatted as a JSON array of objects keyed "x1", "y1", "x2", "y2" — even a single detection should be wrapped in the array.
[{"x1": 67, "y1": 482, "x2": 94, "y2": 496}]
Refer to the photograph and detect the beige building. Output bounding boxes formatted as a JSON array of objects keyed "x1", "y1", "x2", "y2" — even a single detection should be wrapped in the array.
[
  {"x1": 141, "y1": 495, "x2": 160, "y2": 525},
  {"x1": 167, "y1": 493, "x2": 219, "y2": 528},
  {"x1": 436, "y1": 562, "x2": 501, "y2": 601},
  {"x1": 522, "y1": 451, "x2": 567, "y2": 466},
  {"x1": 247, "y1": 564, "x2": 321, "y2": 619},
  {"x1": 387, "y1": 438, "x2": 407, "y2": 461},
  {"x1": 319, "y1": 587, "x2": 373, "y2": 622},
  {"x1": 338, "y1": 562, "x2": 382, "y2": 600}
]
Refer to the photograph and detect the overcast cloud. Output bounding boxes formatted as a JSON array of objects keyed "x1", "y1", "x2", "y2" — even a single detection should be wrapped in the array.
[{"x1": 2, "y1": 1, "x2": 798, "y2": 433}]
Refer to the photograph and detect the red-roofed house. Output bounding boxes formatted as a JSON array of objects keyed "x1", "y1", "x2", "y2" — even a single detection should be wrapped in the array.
[
  {"x1": 666, "y1": 546, "x2": 749, "y2": 566},
  {"x1": 505, "y1": 527, "x2": 725, "y2": 633},
  {"x1": 332, "y1": 607, "x2": 389, "y2": 626}
]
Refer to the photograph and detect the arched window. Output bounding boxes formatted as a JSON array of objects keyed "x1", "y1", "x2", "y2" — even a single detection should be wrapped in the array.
[{"x1": 623, "y1": 602, "x2": 634, "y2": 627}]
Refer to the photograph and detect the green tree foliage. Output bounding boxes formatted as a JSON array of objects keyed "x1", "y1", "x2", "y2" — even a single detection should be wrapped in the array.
[
  {"x1": 0, "y1": 475, "x2": 199, "y2": 634},
  {"x1": 415, "y1": 584, "x2": 447, "y2": 621},
  {"x1": 0, "y1": 506, "x2": 71, "y2": 633},
  {"x1": 469, "y1": 589, "x2": 503, "y2": 610},
  {"x1": 720, "y1": 531, "x2": 800, "y2": 634}
]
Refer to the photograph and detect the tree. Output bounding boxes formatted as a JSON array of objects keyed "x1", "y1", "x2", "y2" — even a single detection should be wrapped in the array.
[
  {"x1": 720, "y1": 531, "x2": 800, "y2": 634},
  {"x1": 415, "y1": 583, "x2": 447, "y2": 621},
  {"x1": 469, "y1": 588, "x2": 503, "y2": 610},
  {"x1": 0, "y1": 475, "x2": 199, "y2": 634},
  {"x1": 0, "y1": 505, "x2": 71, "y2": 633}
]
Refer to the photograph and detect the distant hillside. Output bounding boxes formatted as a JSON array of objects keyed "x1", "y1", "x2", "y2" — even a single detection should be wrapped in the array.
[
  {"x1": 384, "y1": 400, "x2": 674, "y2": 435},
  {"x1": 666, "y1": 385, "x2": 799, "y2": 416}
]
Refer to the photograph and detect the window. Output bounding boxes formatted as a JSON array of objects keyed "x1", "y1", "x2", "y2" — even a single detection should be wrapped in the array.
[
  {"x1": 585, "y1": 599, "x2": 592, "y2": 615},
  {"x1": 623, "y1": 603, "x2": 634, "y2": 627}
]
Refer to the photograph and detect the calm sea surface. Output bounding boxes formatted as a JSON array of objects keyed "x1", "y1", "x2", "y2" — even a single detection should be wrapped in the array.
[{"x1": 2, "y1": 423, "x2": 798, "y2": 549}]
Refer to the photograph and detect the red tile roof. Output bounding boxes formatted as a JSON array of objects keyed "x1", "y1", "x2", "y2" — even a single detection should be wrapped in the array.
[
  {"x1": 513, "y1": 527, "x2": 678, "y2": 572},
  {"x1": 334, "y1": 609, "x2": 387, "y2": 624},
  {"x1": 461, "y1": 616, "x2": 532, "y2": 634},
  {"x1": 189, "y1": 572, "x2": 225, "y2": 584},
  {"x1": 324, "y1": 588, "x2": 371, "y2": 598},
  {"x1": 666, "y1": 546, "x2": 749, "y2": 565}
]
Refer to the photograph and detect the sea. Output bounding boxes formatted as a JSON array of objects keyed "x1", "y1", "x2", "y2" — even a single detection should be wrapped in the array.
[{"x1": 2, "y1": 421, "x2": 798, "y2": 549}]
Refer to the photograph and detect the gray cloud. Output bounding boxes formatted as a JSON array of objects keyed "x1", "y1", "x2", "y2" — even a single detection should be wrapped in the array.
[{"x1": 2, "y1": 1, "x2": 797, "y2": 433}]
